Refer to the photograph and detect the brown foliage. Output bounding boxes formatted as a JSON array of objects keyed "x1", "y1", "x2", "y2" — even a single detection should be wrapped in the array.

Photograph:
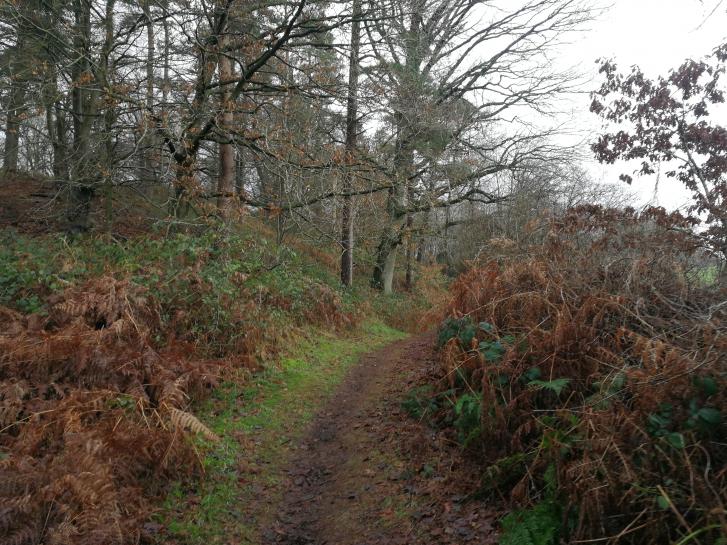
[
  {"x1": 0, "y1": 277, "x2": 225, "y2": 545},
  {"x1": 439, "y1": 206, "x2": 727, "y2": 543},
  {"x1": 0, "y1": 173, "x2": 63, "y2": 234}
]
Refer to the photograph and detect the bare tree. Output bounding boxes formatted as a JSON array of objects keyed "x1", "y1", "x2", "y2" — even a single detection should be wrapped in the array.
[
  {"x1": 364, "y1": 0, "x2": 594, "y2": 292},
  {"x1": 0, "y1": 0, "x2": 610, "y2": 289}
]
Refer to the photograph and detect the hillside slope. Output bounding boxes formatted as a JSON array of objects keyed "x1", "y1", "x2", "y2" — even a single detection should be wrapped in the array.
[{"x1": 0, "y1": 221, "x2": 444, "y2": 545}]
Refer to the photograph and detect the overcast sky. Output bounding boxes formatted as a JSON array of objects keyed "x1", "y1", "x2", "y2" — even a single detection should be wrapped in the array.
[{"x1": 562, "y1": 0, "x2": 727, "y2": 210}]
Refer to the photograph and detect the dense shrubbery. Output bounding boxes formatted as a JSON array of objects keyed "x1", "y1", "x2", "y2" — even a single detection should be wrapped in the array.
[
  {"x1": 437, "y1": 206, "x2": 727, "y2": 544},
  {"x1": 0, "y1": 227, "x2": 357, "y2": 545}
]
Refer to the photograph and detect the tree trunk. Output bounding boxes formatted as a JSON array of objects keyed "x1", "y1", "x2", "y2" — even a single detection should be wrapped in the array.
[
  {"x1": 340, "y1": 175, "x2": 354, "y2": 284},
  {"x1": 141, "y1": 0, "x2": 158, "y2": 189},
  {"x1": 47, "y1": 104, "x2": 58, "y2": 180},
  {"x1": 53, "y1": 103, "x2": 69, "y2": 184},
  {"x1": 2, "y1": 21, "x2": 29, "y2": 174},
  {"x1": 443, "y1": 205, "x2": 453, "y2": 273},
  {"x1": 103, "y1": 96, "x2": 116, "y2": 232},
  {"x1": 372, "y1": 223, "x2": 400, "y2": 295},
  {"x1": 370, "y1": 5, "x2": 422, "y2": 292},
  {"x1": 44, "y1": 61, "x2": 67, "y2": 185},
  {"x1": 404, "y1": 182, "x2": 415, "y2": 290},
  {"x1": 171, "y1": 154, "x2": 196, "y2": 218},
  {"x1": 42, "y1": 0, "x2": 68, "y2": 186},
  {"x1": 382, "y1": 246, "x2": 398, "y2": 294},
  {"x1": 235, "y1": 133, "x2": 246, "y2": 199},
  {"x1": 340, "y1": 0, "x2": 362, "y2": 287},
  {"x1": 162, "y1": 1, "x2": 170, "y2": 107},
  {"x1": 404, "y1": 231, "x2": 414, "y2": 289},
  {"x1": 216, "y1": 34, "x2": 235, "y2": 218},
  {"x1": 3, "y1": 78, "x2": 24, "y2": 172},
  {"x1": 67, "y1": 0, "x2": 97, "y2": 232},
  {"x1": 372, "y1": 187, "x2": 404, "y2": 294},
  {"x1": 372, "y1": 163, "x2": 409, "y2": 292}
]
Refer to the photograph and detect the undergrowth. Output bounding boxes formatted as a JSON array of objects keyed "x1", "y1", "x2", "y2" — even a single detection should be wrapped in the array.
[
  {"x1": 0, "y1": 224, "x2": 410, "y2": 545},
  {"x1": 0, "y1": 227, "x2": 358, "y2": 354},
  {"x1": 435, "y1": 206, "x2": 727, "y2": 544},
  {"x1": 371, "y1": 264, "x2": 449, "y2": 333}
]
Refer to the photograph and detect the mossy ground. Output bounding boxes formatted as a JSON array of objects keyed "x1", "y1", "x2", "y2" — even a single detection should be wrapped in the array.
[{"x1": 156, "y1": 320, "x2": 407, "y2": 544}]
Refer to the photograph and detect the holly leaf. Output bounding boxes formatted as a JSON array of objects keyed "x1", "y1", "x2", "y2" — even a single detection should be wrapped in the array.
[
  {"x1": 697, "y1": 407, "x2": 721, "y2": 426},
  {"x1": 665, "y1": 432, "x2": 685, "y2": 449}
]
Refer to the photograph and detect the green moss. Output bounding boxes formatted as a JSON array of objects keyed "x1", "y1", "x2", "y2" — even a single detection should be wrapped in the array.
[
  {"x1": 692, "y1": 265, "x2": 720, "y2": 286},
  {"x1": 156, "y1": 320, "x2": 406, "y2": 545}
]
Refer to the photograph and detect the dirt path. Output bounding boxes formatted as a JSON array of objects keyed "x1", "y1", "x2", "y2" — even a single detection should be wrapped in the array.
[{"x1": 262, "y1": 334, "x2": 498, "y2": 545}]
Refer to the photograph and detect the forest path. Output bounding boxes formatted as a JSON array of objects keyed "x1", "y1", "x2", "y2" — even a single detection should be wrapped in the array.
[{"x1": 260, "y1": 333, "x2": 497, "y2": 545}]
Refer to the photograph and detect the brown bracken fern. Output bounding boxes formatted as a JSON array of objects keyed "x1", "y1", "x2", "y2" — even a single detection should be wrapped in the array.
[
  {"x1": 0, "y1": 277, "x2": 224, "y2": 545},
  {"x1": 439, "y1": 206, "x2": 727, "y2": 544}
]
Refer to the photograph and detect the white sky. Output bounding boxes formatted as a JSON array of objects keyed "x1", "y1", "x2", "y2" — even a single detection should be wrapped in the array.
[{"x1": 561, "y1": 0, "x2": 727, "y2": 210}]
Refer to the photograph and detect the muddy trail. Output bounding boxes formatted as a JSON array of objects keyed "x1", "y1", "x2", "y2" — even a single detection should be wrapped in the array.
[{"x1": 260, "y1": 334, "x2": 498, "y2": 545}]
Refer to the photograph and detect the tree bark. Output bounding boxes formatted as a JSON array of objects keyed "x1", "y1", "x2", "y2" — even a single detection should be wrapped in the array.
[
  {"x1": 170, "y1": 153, "x2": 195, "y2": 218},
  {"x1": 40, "y1": 0, "x2": 67, "y2": 185},
  {"x1": 161, "y1": 0, "x2": 170, "y2": 112},
  {"x1": 52, "y1": 102, "x2": 68, "y2": 184},
  {"x1": 404, "y1": 183, "x2": 415, "y2": 290},
  {"x1": 67, "y1": 0, "x2": 97, "y2": 232},
  {"x1": 382, "y1": 245, "x2": 398, "y2": 294},
  {"x1": 141, "y1": 0, "x2": 158, "y2": 189},
  {"x1": 372, "y1": 178, "x2": 406, "y2": 294},
  {"x1": 370, "y1": 3, "x2": 422, "y2": 292},
  {"x1": 3, "y1": 27, "x2": 27, "y2": 173},
  {"x1": 372, "y1": 220, "x2": 401, "y2": 294},
  {"x1": 216, "y1": 36, "x2": 235, "y2": 218},
  {"x1": 233, "y1": 105, "x2": 246, "y2": 199},
  {"x1": 42, "y1": 37, "x2": 68, "y2": 186},
  {"x1": 3, "y1": 81, "x2": 24, "y2": 172},
  {"x1": 340, "y1": 0, "x2": 362, "y2": 287}
]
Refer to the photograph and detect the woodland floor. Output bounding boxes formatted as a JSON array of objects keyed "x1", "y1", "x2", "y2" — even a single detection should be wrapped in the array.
[{"x1": 158, "y1": 326, "x2": 498, "y2": 545}]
